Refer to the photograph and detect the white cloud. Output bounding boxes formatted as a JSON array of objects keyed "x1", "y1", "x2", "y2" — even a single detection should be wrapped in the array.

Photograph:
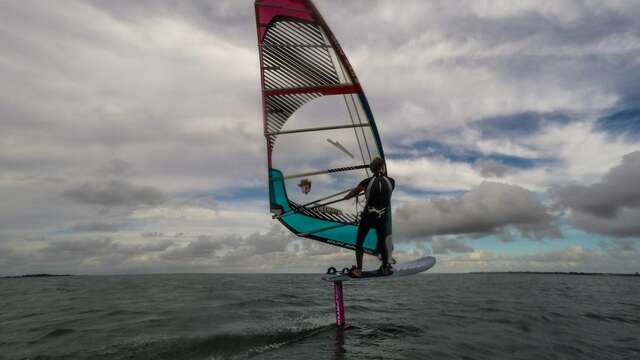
[{"x1": 388, "y1": 158, "x2": 482, "y2": 192}]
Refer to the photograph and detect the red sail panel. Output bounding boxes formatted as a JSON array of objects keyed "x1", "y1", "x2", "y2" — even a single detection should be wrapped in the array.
[{"x1": 256, "y1": 0, "x2": 315, "y2": 41}]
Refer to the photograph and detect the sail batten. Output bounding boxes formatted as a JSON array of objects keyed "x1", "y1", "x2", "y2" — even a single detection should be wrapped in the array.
[
  {"x1": 256, "y1": 0, "x2": 388, "y2": 254},
  {"x1": 266, "y1": 123, "x2": 369, "y2": 136},
  {"x1": 276, "y1": 164, "x2": 370, "y2": 181}
]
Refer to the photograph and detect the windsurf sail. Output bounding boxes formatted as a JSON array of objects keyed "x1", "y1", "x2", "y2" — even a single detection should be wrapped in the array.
[{"x1": 255, "y1": 0, "x2": 389, "y2": 254}]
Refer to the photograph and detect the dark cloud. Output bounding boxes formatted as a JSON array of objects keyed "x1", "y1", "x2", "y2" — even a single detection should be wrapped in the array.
[
  {"x1": 0, "y1": 245, "x2": 15, "y2": 260},
  {"x1": 70, "y1": 221, "x2": 120, "y2": 233},
  {"x1": 42, "y1": 237, "x2": 173, "y2": 259},
  {"x1": 175, "y1": 194, "x2": 219, "y2": 211},
  {"x1": 241, "y1": 227, "x2": 293, "y2": 255},
  {"x1": 599, "y1": 238, "x2": 638, "y2": 253},
  {"x1": 62, "y1": 180, "x2": 166, "y2": 207},
  {"x1": 99, "y1": 159, "x2": 132, "y2": 177},
  {"x1": 431, "y1": 237, "x2": 474, "y2": 254},
  {"x1": 301, "y1": 241, "x2": 343, "y2": 256},
  {"x1": 550, "y1": 151, "x2": 640, "y2": 237},
  {"x1": 30, "y1": 237, "x2": 174, "y2": 273},
  {"x1": 118, "y1": 240, "x2": 174, "y2": 257},
  {"x1": 570, "y1": 209, "x2": 640, "y2": 238},
  {"x1": 161, "y1": 237, "x2": 222, "y2": 261},
  {"x1": 40, "y1": 237, "x2": 114, "y2": 261},
  {"x1": 552, "y1": 151, "x2": 640, "y2": 218},
  {"x1": 141, "y1": 232, "x2": 165, "y2": 238},
  {"x1": 474, "y1": 158, "x2": 513, "y2": 178},
  {"x1": 395, "y1": 181, "x2": 558, "y2": 240}
]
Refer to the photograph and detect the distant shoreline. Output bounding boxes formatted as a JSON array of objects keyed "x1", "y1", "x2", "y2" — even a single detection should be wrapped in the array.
[
  {"x1": 469, "y1": 271, "x2": 640, "y2": 277},
  {"x1": 2, "y1": 274, "x2": 73, "y2": 279},
  {"x1": 2, "y1": 271, "x2": 638, "y2": 278}
]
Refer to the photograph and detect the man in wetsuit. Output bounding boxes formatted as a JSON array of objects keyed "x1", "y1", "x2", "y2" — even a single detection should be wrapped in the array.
[{"x1": 344, "y1": 157, "x2": 395, "y2": 277}]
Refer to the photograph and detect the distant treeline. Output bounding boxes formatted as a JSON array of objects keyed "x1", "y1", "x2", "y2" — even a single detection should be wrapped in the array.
[
  {"x1": 2, "y1": 274, "x2": 72, "y2": 278},
  {"x1": 471, "y1": 271, "x2": 639, "y2": 277}
]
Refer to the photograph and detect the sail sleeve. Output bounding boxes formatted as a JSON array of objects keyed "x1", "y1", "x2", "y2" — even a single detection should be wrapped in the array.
[{"x1": 255, "y1": 0, "x2": 388, "y2": 254}]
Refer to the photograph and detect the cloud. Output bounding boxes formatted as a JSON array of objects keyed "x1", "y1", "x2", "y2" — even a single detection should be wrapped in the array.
[
  {"x1": 440, "y1": 245, "x2": 596, "y2": 272},
  {"x1": 395, "y1": 181, "x2": 558, "y2": 240},
  {"x1": 40, "y1": 237, "x2": 115, "y2": 261},
  {"x1": 117, "y1": 240, "x2": 174, "y2": 256},
  {"x1": 521, "y1": 245, "x2": 595, "y2": 264},
  {"x1": 241, "y1": 226, "x2": 293, "y2": 255},
  {"x1": 570, "y1": 209, "x2": 640, "y2": 238},
  {"x1": 551, "y1": 151, "x2": 640, "y2": 237},
  {"x1": 62, "y1": 180, "x2": 167, "y2": 207},
  {"x1": 430, "y1": 237, "x2": 474, "y2": 254},
  {"x1": 141, "y1": 232, "x2": 165, "y2": 238},
  {"x1": 159, "y1": 226, "x2": 292, "y2": 263},
  {"x1": 552, "y1": 151, "x2": 640, "y2": 217},
  {"x1": 70, "y1": 221, "x2": 121, "y2": 233},
  {"x1": 599, "y1": 238, "x2": 638, "y2": 253},
  {"x1": 161, "y1": 236, "x2": 222, "y2": 261},
  {"x1": 38, "y1": 237, "x2": 174, "y2": 260},
  {"x1": 98, "y1": 159, "x2": 133, "y2": 177},
  {"x1": 21, "y1": 236, "x2": 174, "y2": 273},
  {"x1": 474, "y1": 158, "x2": 513, "y2": 178}
]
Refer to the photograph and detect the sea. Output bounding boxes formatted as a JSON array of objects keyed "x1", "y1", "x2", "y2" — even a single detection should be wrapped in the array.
[{"x1": 1, "y1": 273, "x2": 638, "y2": 360}]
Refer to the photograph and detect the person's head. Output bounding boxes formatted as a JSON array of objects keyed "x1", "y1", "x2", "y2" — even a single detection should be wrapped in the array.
[{"x1": 369, "y1": 157, "x2": 385, "y2": 174}]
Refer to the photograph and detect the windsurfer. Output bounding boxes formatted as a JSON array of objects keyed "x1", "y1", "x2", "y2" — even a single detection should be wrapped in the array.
[{"x1": 344, "y1": 157, "x2": 395, "y2": 277}]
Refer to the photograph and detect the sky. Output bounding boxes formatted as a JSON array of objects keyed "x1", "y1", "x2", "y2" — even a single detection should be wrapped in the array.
[{"x1": 1, "y1": 0, "x2": 639, "y2": 275}]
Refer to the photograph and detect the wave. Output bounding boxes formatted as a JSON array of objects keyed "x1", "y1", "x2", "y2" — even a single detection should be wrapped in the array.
[
  {"x1": 583, "y1": 312, "x2": 638, "y2": 324},
  {"x1": 45, "y1": 328, "x2": 76, "y2": 338},
  {"x1": 99, "y1": 309, "x2": 150, "y2": 318},
  {"x1": 89, "y1": 325, "x2": 334, "y2": 360},
  {"x1": 358, "y1": 324, "x2": 424, "y2": 340}
]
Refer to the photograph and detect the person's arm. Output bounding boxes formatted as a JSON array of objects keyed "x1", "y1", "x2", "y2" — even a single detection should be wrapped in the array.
[
  {"x1": 344, "y1": 187, "x2": 361, "y2": 200},
  {"x1": 344, "y1": 180, "x2": 367, "y2": 200}
]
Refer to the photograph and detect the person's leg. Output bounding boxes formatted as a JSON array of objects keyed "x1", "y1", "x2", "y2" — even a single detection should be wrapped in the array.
[
  {"x1": 355, "y1": 217, "x2": 370, "y2": 270},
  {"x1": 374, "y1": 222, "x2": 389, "y2": 267}
]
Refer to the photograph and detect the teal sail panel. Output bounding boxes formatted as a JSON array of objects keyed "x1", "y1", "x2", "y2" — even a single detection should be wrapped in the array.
[{"x1": 270, "y1": 169, "x2": 378, "y2": 253}]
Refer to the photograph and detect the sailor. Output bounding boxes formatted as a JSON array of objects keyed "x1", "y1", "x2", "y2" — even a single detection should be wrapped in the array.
[{"x1": 344, "y1": 157, "x2": 395, "y2": 277}]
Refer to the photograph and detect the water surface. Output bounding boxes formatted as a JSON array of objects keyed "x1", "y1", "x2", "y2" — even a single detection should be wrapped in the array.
[{"x1": 1, "y1": 273, "x2": 638, "y2": 359}]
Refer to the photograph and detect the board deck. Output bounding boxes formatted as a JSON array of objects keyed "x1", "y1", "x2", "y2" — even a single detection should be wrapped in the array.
[{"x1": 322, "y1": 256, "x2": 436, "y2": 282}]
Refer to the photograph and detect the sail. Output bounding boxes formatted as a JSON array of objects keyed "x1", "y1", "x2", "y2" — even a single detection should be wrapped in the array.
[{"x1": 255, "y1": 0, "x2": 389, "y2": 254}]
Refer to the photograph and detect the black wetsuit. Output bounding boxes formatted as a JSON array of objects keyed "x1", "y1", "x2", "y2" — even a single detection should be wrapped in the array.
[{"x1": 355, "y1": 173, "x2": 395, "y2": 269}]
